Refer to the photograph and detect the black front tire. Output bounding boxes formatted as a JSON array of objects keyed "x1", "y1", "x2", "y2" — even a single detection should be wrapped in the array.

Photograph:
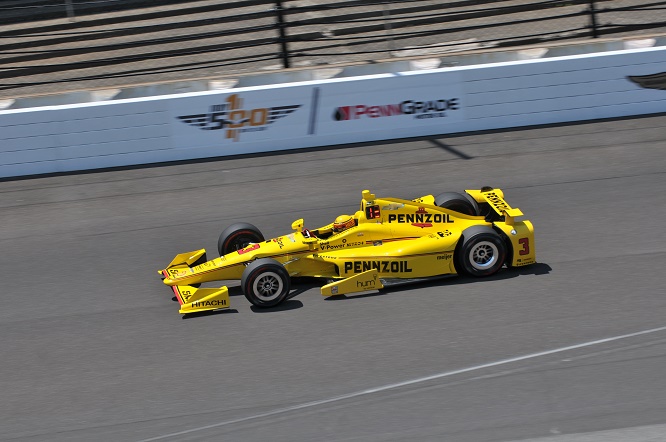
[
  {"x1": 434, "y1": 192, "x2": 479, "y2": 216},
  {"x1": 456, "y1": 228, "x2": 506, "y2": 277},
  {"x1": 241, "y1": 258, "x2": 291, "y2": 308},
  {"x1": 218, "y1": 222, "x2": 264, "y2": 256}
]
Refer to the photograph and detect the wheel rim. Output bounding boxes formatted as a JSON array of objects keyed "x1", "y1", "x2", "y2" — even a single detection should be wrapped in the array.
[
  {"x1": 468, "y1": 241, "x2": 499, "y2": 270},
  {"x1": 252, "y1": 271, "x2": 284, "y2": 301}
]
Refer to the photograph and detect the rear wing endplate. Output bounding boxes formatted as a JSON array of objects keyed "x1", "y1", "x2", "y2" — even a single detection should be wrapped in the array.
[{"x1": 468, "y1": 189, "x2": 523, "y2": 225}]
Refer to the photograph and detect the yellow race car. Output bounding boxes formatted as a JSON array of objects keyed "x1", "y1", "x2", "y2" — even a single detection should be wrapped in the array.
[{"x1": 159, "y1": 187, "x2": 535, "y2": 314}]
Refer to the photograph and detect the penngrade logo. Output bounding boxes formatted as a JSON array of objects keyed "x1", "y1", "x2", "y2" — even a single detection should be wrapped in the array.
[
  {"x1": 627, "y1": 72, "x2": 666, "y2": 91},
  {"x1": 177, "y1": 94, "x2": 301, "y2": 141},
  {"x1": 333, "y1": 98, "x2": 460, "y2": 121}
]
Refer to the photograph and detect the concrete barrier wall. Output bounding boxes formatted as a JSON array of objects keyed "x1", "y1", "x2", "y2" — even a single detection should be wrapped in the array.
[{"x1": 1, "y1": 46, "x2": 665, "y2": 178}]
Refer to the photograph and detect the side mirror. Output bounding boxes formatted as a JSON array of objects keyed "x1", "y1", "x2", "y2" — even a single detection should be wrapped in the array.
[
  {"x1": 303, "y1": 237, "x2": 318, "y2": 248},
  {"x1": 291, "y1": 218, "x2": 304, "y2": 232}
]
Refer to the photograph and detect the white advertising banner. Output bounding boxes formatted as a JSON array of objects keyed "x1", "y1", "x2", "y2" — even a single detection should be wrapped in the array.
[
  {"x1": 314, "y1": 71, "x2": 465, "y2": 142},
  {"x1": 168, "y1": 86, "x2": 315, "y2": 156},
  {"x1": 1, "y1": 46, "x2": 665, "y2": 178}
]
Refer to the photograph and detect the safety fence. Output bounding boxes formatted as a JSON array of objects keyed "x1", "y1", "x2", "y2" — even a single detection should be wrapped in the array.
[{"x1": 1, "y1": 0, "x2": 665, "y2": 99}]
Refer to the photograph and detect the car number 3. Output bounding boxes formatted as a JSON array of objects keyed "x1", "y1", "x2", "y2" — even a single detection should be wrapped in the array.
[{"x1": 518, "y1": 238, "x2": 530, "y2": 256}]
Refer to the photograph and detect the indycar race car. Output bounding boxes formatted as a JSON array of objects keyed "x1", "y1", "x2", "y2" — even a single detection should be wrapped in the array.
[{"x1": 159, "y1": 187, "x2": 535, "y2": 314}]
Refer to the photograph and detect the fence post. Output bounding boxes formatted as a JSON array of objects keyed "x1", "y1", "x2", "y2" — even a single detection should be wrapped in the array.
[
  {"x1": 382, "y1": 3, "x2": 396, "y2": 57},
  {"x1": 65, "y1": 0, "x2": 76, "y2": 21},
  {"x1": 588, "y1": 0, "x2": 599, "y2": 38},
  {"x1": 274, "y1": 0, "x2": 291, "y2": 68}
]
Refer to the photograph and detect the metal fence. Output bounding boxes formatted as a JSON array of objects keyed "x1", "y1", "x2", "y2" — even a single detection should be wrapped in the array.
[{"x1": 0, "y1": 0, "x2": 665, "y2": 99}]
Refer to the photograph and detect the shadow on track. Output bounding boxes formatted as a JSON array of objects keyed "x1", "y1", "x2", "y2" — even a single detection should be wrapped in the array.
[
  {"x1": 248, "y1": 278, "x2": 319, "y2": 313},
  {"x1": 179, "y1": 264, "x2": 552, "y2": 314},
  {"x1": 181, "y1": 309, "x2": 239, "y2": 320}
]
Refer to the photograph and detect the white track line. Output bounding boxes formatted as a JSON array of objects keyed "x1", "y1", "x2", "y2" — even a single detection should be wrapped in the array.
[{"x1": 137, "y1": 325, "x2": 666, "y2": 442}]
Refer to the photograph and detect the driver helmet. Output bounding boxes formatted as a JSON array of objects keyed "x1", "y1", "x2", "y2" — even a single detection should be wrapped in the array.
[{"x1": 333, "y1": 214, "x2": 355, "y2": 233}]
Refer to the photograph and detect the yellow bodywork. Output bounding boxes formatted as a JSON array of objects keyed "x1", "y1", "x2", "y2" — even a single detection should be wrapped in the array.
[
  {"x1": 158, "y1": 187, "x2": 535, "y2": 314},
  {"x1": 321, "y1": 269, "x2": 384, "y2": 297}
]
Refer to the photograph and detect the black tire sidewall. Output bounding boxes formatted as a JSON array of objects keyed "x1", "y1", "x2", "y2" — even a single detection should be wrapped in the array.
[
  {"x1": 434, "y1": 192, "x2": 480, "y2": 216},
  {"x1": 218, "y1": 222, "x2": 264, "y2": 256},
  {"x1": 241, "y1": 259, "x2": 290, "y2": 308},
  {"x1": 458, "y1": 231, "x2": 506, "y2": 277}
]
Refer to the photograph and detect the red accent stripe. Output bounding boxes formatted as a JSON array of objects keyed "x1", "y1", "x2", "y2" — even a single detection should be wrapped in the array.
[
  {"x1": 172, "y1": 286, "x2": 184, "y2": 305},
  {"x1": 162, "y1": 269, "x2": 184, "y2": 304},
  {"x1": 382, "y1": 237, "x2": 419, "y2": 242}
]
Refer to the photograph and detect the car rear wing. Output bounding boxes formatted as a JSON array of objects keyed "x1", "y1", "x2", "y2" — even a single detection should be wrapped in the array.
[{"x1": 466, "y1": 188, "x2": 523, "y2": 225}]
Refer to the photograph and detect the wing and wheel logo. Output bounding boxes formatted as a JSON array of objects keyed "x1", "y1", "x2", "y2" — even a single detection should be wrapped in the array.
[
  {"x1": 178, "y1": 94, "x2": 301, "y2": 142},
  {"x1": 627, "y1": 72, "x2": 666, "y2": 91}
]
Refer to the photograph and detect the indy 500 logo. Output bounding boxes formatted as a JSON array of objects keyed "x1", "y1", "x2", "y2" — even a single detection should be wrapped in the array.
[{"x1": 178, "y1": 94, "x2": 301, "y2": 142}]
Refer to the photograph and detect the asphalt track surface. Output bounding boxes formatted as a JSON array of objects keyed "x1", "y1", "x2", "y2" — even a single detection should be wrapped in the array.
[{"x1": 1, "y1": 114, "x2": 665, "y2": 442}]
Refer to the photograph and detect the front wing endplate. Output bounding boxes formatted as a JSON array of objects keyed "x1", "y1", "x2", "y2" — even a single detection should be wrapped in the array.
[{"x1": 172, "y1": 284, "x2": 230, "y2": 315}]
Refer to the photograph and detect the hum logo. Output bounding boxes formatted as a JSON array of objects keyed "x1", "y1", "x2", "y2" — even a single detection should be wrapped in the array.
[{"x1": 356, "y1": 274, "x2": 378, "y2": 289}]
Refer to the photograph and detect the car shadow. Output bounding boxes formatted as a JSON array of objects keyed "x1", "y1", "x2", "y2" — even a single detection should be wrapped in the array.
[
  {"x1": 250, "y1": 299, "x2": 304, "y2": 313},
  {"x1": 181, "y1": 309, "x2": 239, "y2": 319},
  {"x1": 438, "y1": 262, "x2": 552, "y2": 287},
  {"x1": 182, "y1": 263, "x2": 552, "y2": 313},
  {"x1": 248, "y1": 279, "x2": 318, "y2": 313},
  {"x1": 227, "y1": 285, "x2": 244, "y2": 297}
]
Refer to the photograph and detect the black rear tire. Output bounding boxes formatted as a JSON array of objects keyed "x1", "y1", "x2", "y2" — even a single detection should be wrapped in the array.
[
  {"x1": 241, "y1": 258, "x2": 291, "y2": 308},
  {"x1": 218, "y1": 223, "x2": 264, "y2": 256},
  {"x1": 434, "y1": 192, "x2": 479, "y2": 216},
  {"x1": 456, "y1": 228, "x2": 506, "y2": 277}
]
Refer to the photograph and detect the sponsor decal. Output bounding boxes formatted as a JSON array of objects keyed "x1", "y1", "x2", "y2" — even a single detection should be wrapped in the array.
[
  {"x1": 193, "y1": 261, "x2": 215, "y2": 272},
  {"x1": 373, "y1": 240, "x2": 383, "y2": 246},
  {"x1": 238, "y1": 244, "x2": 260, "y2": 255},
  {"x1": 191, "y1": 299, "x2": 227, "y2": 308},
  {"x1": 333, "y1": 98, "x2": 460, "y2": 121},
  {"x1": 320, "y1": 242, "x2": 345, "y2": 250},
  {"x1": 627, "y1": 72, "x2": 666, "y2": 90},
  {"x1": 320, "y1": 240, "x2": 364, "y2": 250},
  {"x1": 179, "y1": 288, "x2": 193, "y2": 302},
  {"x1": 331, "y1": 286, "x2": 339, "y2": 295},
  {"x1": 344, "y1": 260, "x2": 413, "y2": 274},
  {"x1": 484, "y1": 192, "x2": 509, "y2": 211},
  {"x1": 177, "y1": 94, "x2": 301, "y2": 142},
  {"x1": 286, "y1": 233, "x2": 296, "y2": 243},
  {"x1": 416, "y1": 207, "x2": 427, "y2": 214},
  {"x1": 382, "y1": 203, "x2": 405, "y2": 210},
  {"x1": 388, "y1": 213, "x2": 453, "y2": 227},
  {"x1": 272, "y1": 237, "x2": 285, "y2": 249},
  {"x1": 356, "y1": 273, "x2": 378, "y2": 289},
  {"x1": 167, "y1": 268, "x2": 183, "y2": 277},
  {"x1": 429, "y1": 231, "x2": 451, "y2": 239},
  {"x1": 345, "y1": 241, "x2": 364, "y2": 248},
  {"x1": 437, "y1": 253, "x2": 453, "y2": 260}
]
